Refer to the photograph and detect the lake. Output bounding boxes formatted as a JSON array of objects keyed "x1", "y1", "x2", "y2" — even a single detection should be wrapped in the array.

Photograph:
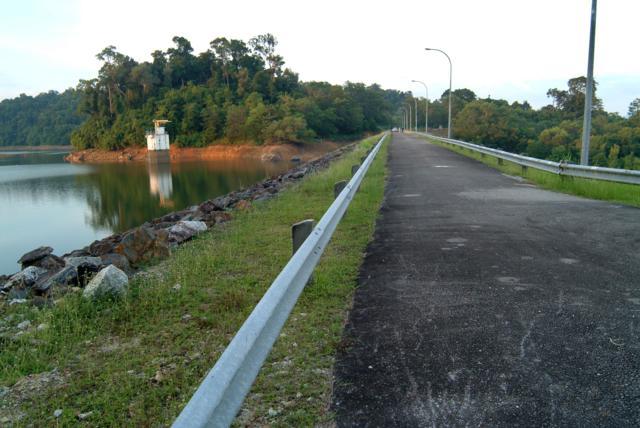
[{"x1": 0, "y1": 150, "x2": 294, "y2": 275}]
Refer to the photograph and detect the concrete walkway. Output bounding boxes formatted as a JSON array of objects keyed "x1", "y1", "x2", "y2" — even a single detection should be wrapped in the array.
[{"x1": 332, "y1": 133, "x2": 640, "y2": 427}]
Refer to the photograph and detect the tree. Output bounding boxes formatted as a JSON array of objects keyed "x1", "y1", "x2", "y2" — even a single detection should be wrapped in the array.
[
  {"x1": 546, "y1": 77, "x2": 603, "y2": 116},
  {"x1": 628, "y1": 98, "x2": 640, "y2": 118}
]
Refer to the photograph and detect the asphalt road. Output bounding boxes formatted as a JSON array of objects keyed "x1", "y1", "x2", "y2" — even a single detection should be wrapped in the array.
[{"x1": 332, "y1": 133, "x2": 640, "y2": 427}]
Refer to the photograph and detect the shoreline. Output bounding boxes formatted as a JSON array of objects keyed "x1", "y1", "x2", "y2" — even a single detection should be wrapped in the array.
[
  {"x1": 0, "y1": 145, "x2": 71, "y2": 152},
  {"x1": 64, "y1": 142, "x2": 343, "y2": 164}
]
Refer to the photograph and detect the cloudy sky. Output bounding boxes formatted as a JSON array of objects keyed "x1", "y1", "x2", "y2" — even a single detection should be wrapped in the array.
[{"x1": 1, "y1": 0, "x2": 638, "y2": 114}]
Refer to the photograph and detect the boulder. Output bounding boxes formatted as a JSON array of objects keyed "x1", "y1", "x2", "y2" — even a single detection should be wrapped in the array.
[
  {"x1": 64, "y1": 256, "x2": 102, "y2": 286},
  {"x1": 17, "y1": 246, "x2": 53, "y2": 268},
  {"x1": 89, "y1": 238, "x2": 118, "y2": 257},
  {"x1": 64, "y1": 256, "x2": 102, "y2": 269},
  {"x1": 114, "y1": 226, "x2": 170, "y2": 265},
  {"x1": 33, "y1": 265, "x2": 78, "y2": 293},
  {"x1": 212, "y1": 196, "x2": 234, "y2": 211},
  {"x1": 83, "y1": 265, "x2": 129, "y2": 300},
  {"x1": 2, "y1": 266, "x2": 48, "y2": 291},
  {"x1": 63, "y1": 248, "x2": 91, "y2": 258},
  {"x1": 167, "y1": 221, "x2": 207, "y2": 244},
  {"x1": 31, "y1": 254, "x2": 65, "y2": 271},
  {"x1": 99, "y1": 253, "x2": 132, "y2": 274}
]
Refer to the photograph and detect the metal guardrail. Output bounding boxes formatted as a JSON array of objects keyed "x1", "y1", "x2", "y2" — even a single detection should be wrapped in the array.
[
  {"x1": 172, "y1": 133, "x2": 387, "y2": 428},
  {"x1": 418, "y1": 132, "x2": 640, "y2": 185}
]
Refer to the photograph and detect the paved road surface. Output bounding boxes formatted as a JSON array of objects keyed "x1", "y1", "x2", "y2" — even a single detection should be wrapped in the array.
[{"x1": 332, "y1": 133, "x2": 640, "y2": 427}]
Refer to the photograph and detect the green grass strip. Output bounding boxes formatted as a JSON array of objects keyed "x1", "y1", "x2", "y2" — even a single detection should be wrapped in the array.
[
  {"x1": 0, "y1": 134, "x2": 388, "y2": 426},
  {"x1": 424, "y1": 136, "x2": 640, "y2": 208}
]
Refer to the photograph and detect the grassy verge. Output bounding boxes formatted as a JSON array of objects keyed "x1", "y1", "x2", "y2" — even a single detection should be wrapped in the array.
[
  {"x1": 422, "y1": 136, "x2": 640, "y2": 208},
  {"x1": 0, "y1": 134, "x2": 388, "y2": 426}
]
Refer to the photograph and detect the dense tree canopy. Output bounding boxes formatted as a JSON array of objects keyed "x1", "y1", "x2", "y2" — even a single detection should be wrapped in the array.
[
  {"x1": 451, "y1": 78, "x2": 640, "y2": 169},
  {"x1": 0, "y1": 89, "x2": 85, "y2": 146},
  {"x1": 68, "y1": 34, "x2": 398, "y2": 150}
]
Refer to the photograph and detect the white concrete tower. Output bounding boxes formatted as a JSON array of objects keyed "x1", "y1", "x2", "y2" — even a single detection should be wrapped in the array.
[{"x1": 146, "y1": 119, "x2": 171, "y2": 151}]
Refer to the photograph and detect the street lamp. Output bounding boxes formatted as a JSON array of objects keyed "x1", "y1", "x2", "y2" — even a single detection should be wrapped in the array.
[
  {"x1": 405, "y1": 102, "x2": 412, "y2": 132},
  {"x1": 425, "y1": 48, "x2": 452, "y2": 138},
  {"x1": 399, "y1": 107, "x2": 407, "y2": 130},
  {"x1": 414, "y1": 97, "x2": 418, "y2": 132},
  {"x1": 411, "y1": 80, "x2": 429, "y2": 133},
  {"x1": 581, "y1": 0, "x2": 597, "y2": 166}
]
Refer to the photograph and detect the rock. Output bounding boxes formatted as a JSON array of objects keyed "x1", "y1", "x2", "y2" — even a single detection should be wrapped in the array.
[
  {"x1": 212, "y1": 195, "x2": 233, "y2": 210},
  {"x1": 9, "y1": 298, "x2": 27, "y2": 305},
  {"x1": 77, "y1": 411, "x2": 93, "y2": 420},
  {"x1": 2, "y1": 266, "x2": 48, "y2": 291},
  {"x1": 234, "y1": 200, "x2": 252, "y2": 211},
  {"x1": 291, "y1": 156, "x2": 301, "y2": 162},
  {"x1": 181, "y1": 313, "x2": 192, "y2": 321},
  {"x1": 17, "y1": 320, "x2": 31, "y2": 330},
  {"x1": 30, "y1": 254, "x2": 65, "y2": 271},
  {"x1": 172, "y1": 283, "x2": 182, "y2": 291},
  {"x1": 17, "y1": 246, "x2": 53, "y2": 268},
  {"x1": 83, "y1": 265, "x2": 129, "y2": 300},
  {"x1": 198, "y1": 200, "x2": 216, "y2": 213},
  {"x1": 33, "y1": 265, "x2": 78, "y2": 293},
  {"x1": 99, "y1": 253, "x2": 131, "y2": 274},
  {"x1": 166, "y1": 221, "x2": 207, "y2": 244},
  {"x1": 114, "y1": 226, "x2": 170, "y2": 265},
  {"x1": 89, "y1": 237, "x2": 119, "y2": 257},
  {"x1": 64, "y1": 257, "x2": 102, "y2": 286},
  {"x1": 212, "y1": 211, "x2": 232, "y2": 224},
  {"x1": 291, "y1": 168, "x2": 307, "y2": 179},
  {"x1": 37, "y1": 323, "x2": 48, "y2": 331},
  {"x1": 65, "y1": 256, "x2": 102, "y2": 269},
  {"x1": 117, "y1": 227, "x2": 153, "y2": 261},
  {"x1": 64, "y1": 248, "x2": 90, "y2": 258},
  {"x1": 54, "y1": 409, "x2": 63, "y2": 418}
]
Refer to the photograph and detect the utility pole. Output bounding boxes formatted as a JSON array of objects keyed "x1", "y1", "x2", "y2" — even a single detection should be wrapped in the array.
[{"x1": 581, "y1": 0, "x2": 597, "y2": 165}]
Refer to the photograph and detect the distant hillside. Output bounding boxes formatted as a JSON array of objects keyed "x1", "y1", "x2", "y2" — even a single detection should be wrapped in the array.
[
  {"x1": 0, "y1": 89, "x2": 86, "y2": 147},
  {"x1": 70, "y1": 34, "x2": 402, "y2": 150}
]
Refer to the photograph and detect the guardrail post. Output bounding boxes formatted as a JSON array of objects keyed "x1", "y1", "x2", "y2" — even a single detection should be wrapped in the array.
[
  {"x1": 521, "y1": 165, "x2": 528, "y2": 174},
  {"x1": 498, "y1": 158, "x2": 504, "y2": 166},
  {"x1": 351, "y1": 164, "x2": 360, "y2": 176},
  {"x1": 334, "y1": 180, "x2": 347, "y2": 198},
  {"x1": 292, "y1": 219, "x2": 315, "y2": 255}
]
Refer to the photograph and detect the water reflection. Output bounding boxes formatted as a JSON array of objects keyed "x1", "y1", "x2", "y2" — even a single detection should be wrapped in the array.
[
  {"x1": 0, "y1": 150, "x2": 293, "y2": 274},
  {"x1": 148, "y1": 160, "x2": 174, "y2": 207}
]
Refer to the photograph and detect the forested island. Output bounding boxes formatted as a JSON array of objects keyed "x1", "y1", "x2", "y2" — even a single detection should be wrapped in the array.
[{"x1": 0, "y1": 33, "x2": 638, "y2": 169}]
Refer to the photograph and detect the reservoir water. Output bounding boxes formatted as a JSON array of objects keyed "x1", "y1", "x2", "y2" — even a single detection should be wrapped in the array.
[{"x1": 0, "y1": 150, "x2": 293, "y2": 275}]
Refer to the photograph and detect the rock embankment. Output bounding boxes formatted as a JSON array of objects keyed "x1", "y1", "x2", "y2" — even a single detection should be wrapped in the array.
[{"x1": 1, "y1": 143, "x2": 354, "y2": 304}]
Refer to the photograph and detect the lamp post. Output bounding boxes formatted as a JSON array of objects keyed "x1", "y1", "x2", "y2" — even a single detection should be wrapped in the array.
[
  {"x1": 581, "y1": 0, "x2": 597, "y2": 166},
  {"x1": 425, "y1": 48, "x2": 452, "y2": 138},
  {"x1": 411, "y1": 80, "x2": 429, "y2": 133},
  {"x1": 414, "y1": 98, "x2": 418, "y2": 132},
  {"x1": 405, "y1": 103, "x2": 412, "y2": 132},
  {"x1": 399, "y1": 107, "x2": 407, "y2": 130}
]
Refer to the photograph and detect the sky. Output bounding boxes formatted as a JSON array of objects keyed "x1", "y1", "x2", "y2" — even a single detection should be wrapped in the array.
[{"x1": 1, "y1": 0, "x2": 638, "y2": 115}]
